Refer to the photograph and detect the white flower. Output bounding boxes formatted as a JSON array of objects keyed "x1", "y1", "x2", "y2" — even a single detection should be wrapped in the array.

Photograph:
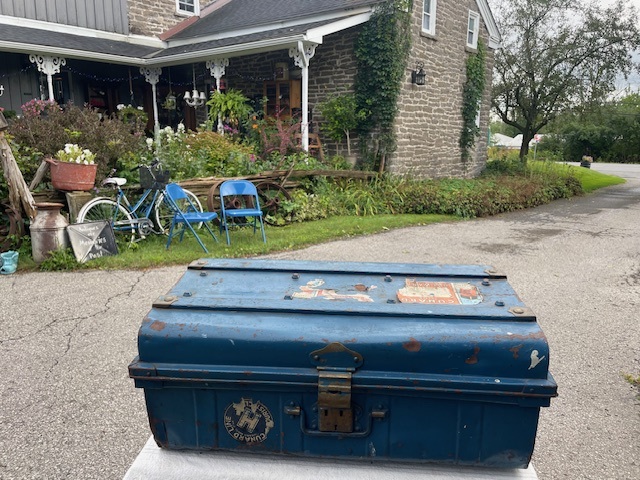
[
  {"x1": 117, "y1": 104, "x2": 125, "y2": 110},
  {"x1": 146, "y1": 138, "x2": 154, "y2": 149},
  {"x1": 137, "y1": 106, "x2": 143, "y2": 111},
  {"x1": 177, "y1": 123, "x2": 185, "y2": 133}
]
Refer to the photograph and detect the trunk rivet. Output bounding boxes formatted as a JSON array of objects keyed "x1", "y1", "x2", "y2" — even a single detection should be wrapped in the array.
[
  {"x1": 353, "y1": 356, "x2": 359, "y2": 363},
  {"x1": 284, "y1": 294, "x2": 293, "y2": 300},
  {"x1": 313, "y1": 355, "x2": 320, "y2": 361},
  {"x1": 183, "y1": 292, "x2": 192, "y2": 297},
  {"x1": 495, "y1": 300, "x2": 505, "y2": 307},
  {"x1": 513, "y1": 307, "x2": 525, "y2": 314},
  {"x1": 199, "y1": 272, "x2": 207, "y2": 277},
  {"x1": 387, "y1": 299, "x2": 396, "y2": 304},
  {"x1": 384, "y1": 275, "x2": 392, "y2": 282},
  {"x1": 292, "y1": 273, "x2": 300, "y2": 280},
  {"x1": 482, "y1": 279, "x2": 490, "y2": 286}
]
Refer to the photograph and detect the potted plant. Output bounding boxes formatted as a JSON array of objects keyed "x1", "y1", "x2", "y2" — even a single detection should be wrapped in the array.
[
  {"x1": 206, "y1": 89, "x2": 251, "y2": 134},
  {"x1": 46, "y1": 143, "x2": 98, "y2": 191},
  {"x1": 318, "y1": 92, "x2": 366, "y2": 166}
]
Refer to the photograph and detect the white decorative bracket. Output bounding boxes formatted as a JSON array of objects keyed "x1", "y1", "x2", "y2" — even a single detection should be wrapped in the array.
[
  {"x1": 206, "y1": 57, "x2": 229, "y2": 92},
  {"x1": 206, "y1": 58, "x2": 229, "y2": 134},
  {"x1": 0, "y1": 84, "x2": 4, "y2": 97},
  {"x1": 140, "y1": 67, "x2": 161, "y2": 86},
  {"x1": 140, "y1": 67, "x2": 162, "y2": 144},
  {"x1": 288, "y1": 42, "x2": 316, "y2": 69},
  {"x1": 29, "y1": 55, "x2": 66, "y2": 101},
  {"x1": 289, "y1": 42, "x2": 318, "y2": 151}
]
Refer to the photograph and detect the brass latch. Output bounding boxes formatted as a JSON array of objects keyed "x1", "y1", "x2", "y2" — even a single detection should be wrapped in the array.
[{"x1": 318, "y1": 370, "x2": 353, "y2": 433}]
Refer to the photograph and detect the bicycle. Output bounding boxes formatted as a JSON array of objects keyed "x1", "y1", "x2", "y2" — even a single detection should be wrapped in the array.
[{"x1": 76, "y1": 162, "x2": 203, "y2": 246}]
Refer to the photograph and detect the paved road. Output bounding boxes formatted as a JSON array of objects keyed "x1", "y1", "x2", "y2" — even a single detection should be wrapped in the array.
[{"x1": 1, "y1": 163, "x2": 638, "y2": 479}]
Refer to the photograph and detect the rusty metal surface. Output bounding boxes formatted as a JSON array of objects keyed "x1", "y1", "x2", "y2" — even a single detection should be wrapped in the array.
[{"x1": 129, "y1": 259, "x2": 555, "y2": 467}]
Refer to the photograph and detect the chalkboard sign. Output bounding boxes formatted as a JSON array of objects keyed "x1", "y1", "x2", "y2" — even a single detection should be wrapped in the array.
[{"x1": 67, "y1": 221, "x2": 118, "y2": 263}]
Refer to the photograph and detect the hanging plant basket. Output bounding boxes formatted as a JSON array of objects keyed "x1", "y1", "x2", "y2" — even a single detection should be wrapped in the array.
[{"x1": 46, "y1": 158, "x2": 98, "y2": 192}]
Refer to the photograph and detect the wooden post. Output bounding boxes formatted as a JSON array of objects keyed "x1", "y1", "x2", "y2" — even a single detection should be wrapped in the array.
[{"x1": 0, "y1": 112, "x2": 36, "y2": 221}]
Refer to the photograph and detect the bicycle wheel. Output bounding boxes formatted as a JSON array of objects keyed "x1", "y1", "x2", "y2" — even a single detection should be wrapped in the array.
[
  {"x1": 154, "y1": 188, "x2": 204, "y2": 234},
  {"x1": 255, "y1": 181, "x2": 295, "y2": 226},
  {"x1": 77, "y1": 198, "x2": 135, "y2": 246}
]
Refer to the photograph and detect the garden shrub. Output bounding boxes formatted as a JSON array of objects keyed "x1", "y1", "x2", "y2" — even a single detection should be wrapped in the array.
[
  {"x1": 290, "y1": 161, "x2": 583, "y2": 221},
  {"x1": 8, "y1": 102, "x2": 147, "y2": 182}
]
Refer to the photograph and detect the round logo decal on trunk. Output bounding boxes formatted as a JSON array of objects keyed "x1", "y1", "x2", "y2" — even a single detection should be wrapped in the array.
[{"x1": 224, "y1": 398, "x2": 274, "y2": 444}]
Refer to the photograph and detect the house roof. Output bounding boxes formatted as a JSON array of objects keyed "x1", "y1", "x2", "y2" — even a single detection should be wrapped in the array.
[
  {"x1": 0, "y1": 0, "x2": 501, "y2": 66},
  {"x1": 168, "y1": 0, "x2": 382, "y2": 40},
  {"x1": 0, "y1": 23, "x2": 159, "y2": 62}
]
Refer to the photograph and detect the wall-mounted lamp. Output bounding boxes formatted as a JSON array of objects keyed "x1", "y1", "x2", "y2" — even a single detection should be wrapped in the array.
[
  {"x1": 0, "y1": 84, "x2": 4, "y2": 96},
  {"x1": 411, "y1": 62, "x2": 426, "y2": 86},
  {"x1": 184, "y1": 65, "x2": 207, "y2": 107}
]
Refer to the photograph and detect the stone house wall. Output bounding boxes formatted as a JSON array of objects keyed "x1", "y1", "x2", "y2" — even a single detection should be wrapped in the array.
[
  {"x1": 129, "y1": 0, "x2": 215, "y2": 36},
  {"x1": 389, "y1": 0, "x2": 495, "y2": 178}
]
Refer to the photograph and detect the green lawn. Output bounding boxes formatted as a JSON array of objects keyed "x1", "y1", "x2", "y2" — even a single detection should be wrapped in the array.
[{"x1": 568, "y1": 165, "x2": 626, "y2": 192}]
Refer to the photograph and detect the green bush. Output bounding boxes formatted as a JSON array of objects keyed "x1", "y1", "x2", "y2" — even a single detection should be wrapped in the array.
[
  {"x1": 291, "y1": 161, "x2": 583, "y2": 221},
  {"x1": 8, "y1": 102, "x2": 147, "y2": 182}
]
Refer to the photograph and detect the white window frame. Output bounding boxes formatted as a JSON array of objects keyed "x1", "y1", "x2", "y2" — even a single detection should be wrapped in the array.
[
  {"x1": 467, "y1": 11, "x2": 480, "y2": 49},
  {"x1": 176, "y1": 0, "x2": 199, "y2": 16},
  {"x1": 422, "y1": 0, "x2": 437, "y2": 36}
]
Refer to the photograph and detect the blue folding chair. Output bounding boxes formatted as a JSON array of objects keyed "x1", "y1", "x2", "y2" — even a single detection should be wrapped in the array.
[
  {"x1": 219, "y1": 180, "x2": 267, "y2": 245},
  {"x1": 164, "y1": 183, "x2": 218, "y2": 253}
]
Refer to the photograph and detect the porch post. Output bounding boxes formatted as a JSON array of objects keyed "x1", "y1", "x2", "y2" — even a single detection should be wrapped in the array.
[
  {"x1": 206, "y1": 57, "x2": 229, "y2": 134},
  {"x1": 29, "y1": 55, "x2": 66, "y2": 101},
  {"x1": 289, "y1": 41, "x2": 317, "y2": 151},
  {"x1": 140, "y1": 67, "x2": 162, "y2": 145}
]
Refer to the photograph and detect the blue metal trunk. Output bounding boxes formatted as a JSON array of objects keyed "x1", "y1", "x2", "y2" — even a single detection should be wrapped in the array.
[{"x1": 129, "y1": 259, "x2": 557, "y2": 468}]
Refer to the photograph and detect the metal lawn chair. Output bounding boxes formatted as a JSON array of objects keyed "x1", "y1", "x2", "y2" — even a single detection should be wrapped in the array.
[
  {"x1": 164, "y1": 183, "x2": 218, "y2": 253},
  {"x1": 219, "y1": 180, "x2": 267, "y2": 245}
]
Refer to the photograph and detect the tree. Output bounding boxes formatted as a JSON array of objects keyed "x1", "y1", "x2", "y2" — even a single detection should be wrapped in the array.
[
  {"x1": 491, "y1": 0, "x2": 640, "y2": 161},
  {"x1": 319, "y1": 92, "x2": 366, "y2": 156}
]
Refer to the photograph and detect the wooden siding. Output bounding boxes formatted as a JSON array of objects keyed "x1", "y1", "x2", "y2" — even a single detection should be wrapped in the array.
[{"x1": 0, "y1": 0, "x2": 128, "y2": 34}]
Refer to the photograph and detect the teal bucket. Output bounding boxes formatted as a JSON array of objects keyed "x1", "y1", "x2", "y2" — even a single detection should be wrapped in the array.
[{"x1": 0, "y1": 250, "x2": 19, "y2": 274}]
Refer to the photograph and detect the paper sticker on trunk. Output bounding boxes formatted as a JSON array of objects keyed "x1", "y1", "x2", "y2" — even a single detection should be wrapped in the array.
[
  {"x1": 397, "y1": 279, "x2": 482, "y2": 305},
  {"x1": 224, "y1": 398, "x2": 274, "y2": 444},
  {"x1": 292, "y1": 280, "x2": 374, "y2": 302}
]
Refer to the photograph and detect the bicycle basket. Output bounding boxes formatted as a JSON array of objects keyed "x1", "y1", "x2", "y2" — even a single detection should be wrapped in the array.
[{"x1": 139, "y1": 165, "x2": 170, "y2": 190}]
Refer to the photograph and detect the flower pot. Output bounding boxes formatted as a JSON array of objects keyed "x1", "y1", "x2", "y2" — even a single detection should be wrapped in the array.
[
  {"x1": 0, "y1": 250, "x2": 19, "y2": 274},
  {"x1": 46, "y1": 158, "x2": 97, "y2": 191}
]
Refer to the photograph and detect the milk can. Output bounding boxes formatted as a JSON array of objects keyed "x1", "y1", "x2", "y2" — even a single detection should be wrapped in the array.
[{"x1": 30, "y1": 202, "x2": 70, "y2": 263}]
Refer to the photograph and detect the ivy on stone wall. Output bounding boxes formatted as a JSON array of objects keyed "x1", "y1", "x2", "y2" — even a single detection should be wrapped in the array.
[
  {"x1": 460, "y1": 40, "x2": 486, "y2": 162},
  {"x1": 354, "y1": 0, "x2": 411, "y2": 170}
]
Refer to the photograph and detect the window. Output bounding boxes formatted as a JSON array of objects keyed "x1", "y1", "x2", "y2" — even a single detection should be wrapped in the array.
[
  {"x1": 176, "y1": 0, "x2": 199, "y2": 16},
  {"x1": 467, "y1": 11, "x2": 480, "y2": 49},
  {"x1": 422, "y1": 0, "x2": 437, "y2": 35}
]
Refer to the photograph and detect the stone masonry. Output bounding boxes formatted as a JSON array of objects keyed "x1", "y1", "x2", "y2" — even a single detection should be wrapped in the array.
[
  {"x1": 129, "y1": 0, "x2": 215, "y2": 36},
  {"x1": 390, "y1": 0, "x2": 495, "y2": 178}
]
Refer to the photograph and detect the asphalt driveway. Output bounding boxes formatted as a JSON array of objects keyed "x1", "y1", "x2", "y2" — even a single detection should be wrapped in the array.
[{"x1": 0, "y1": 162, "x2": 638, "y2": 479}]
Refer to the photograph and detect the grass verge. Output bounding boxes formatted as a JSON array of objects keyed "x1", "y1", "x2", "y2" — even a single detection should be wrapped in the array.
[{"x1": 18, "y1": 214, "x2": 455, "y2": 272}]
